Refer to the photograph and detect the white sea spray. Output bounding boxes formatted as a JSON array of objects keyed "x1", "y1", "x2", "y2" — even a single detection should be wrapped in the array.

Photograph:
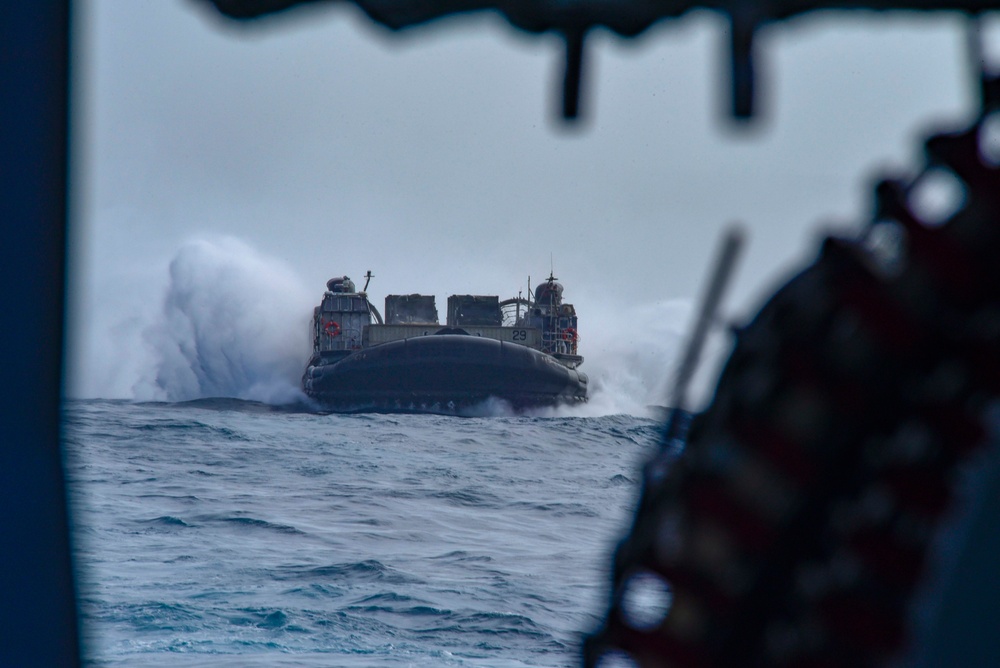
[{"x1": 134, "y1": 236, "x2": 314, "y2": 403}]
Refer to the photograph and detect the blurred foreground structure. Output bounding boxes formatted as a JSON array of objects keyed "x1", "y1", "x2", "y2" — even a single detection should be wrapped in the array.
[
  {"x1": 206, "y1": 0, "x2": 1000, "y2": 121},
  {"x1": 4, "y1": 0, "x2": 1000, "y2": 665},
  {"x1": 585, "y1": 113, "x2": 1000, "y2": 666}
]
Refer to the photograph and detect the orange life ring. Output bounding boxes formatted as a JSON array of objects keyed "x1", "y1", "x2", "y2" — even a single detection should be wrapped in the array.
[
  {"x1": 562, "y1": 327, "x2": 578, "y2": 342},
  {"x1": 324, "y1": 320, "x2": 341, "y2": 337}
]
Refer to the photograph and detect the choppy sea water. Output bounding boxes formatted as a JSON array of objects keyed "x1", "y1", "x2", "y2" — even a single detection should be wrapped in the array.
[{"x1": 64, "y1": 399, "x2": 665, "y2": 667}]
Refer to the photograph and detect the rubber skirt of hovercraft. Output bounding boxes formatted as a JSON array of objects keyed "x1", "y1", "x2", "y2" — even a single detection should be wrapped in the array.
[{"x1": 303, "y1": 334, "x2": 588, "y2": 413}]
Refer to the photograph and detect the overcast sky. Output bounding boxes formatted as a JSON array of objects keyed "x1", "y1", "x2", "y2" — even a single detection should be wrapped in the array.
[{"x1": 67, "y1": 0, "x2": 977, "y2": 402}]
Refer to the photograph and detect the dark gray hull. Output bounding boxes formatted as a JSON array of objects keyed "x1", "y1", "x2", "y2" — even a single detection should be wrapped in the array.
[{"x1": 303, "y1": 334, "x2": 588, "y2": 413}]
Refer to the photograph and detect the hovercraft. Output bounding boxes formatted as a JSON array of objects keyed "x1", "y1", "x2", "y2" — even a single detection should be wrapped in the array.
[{"x1": 302, "y1": 272, "x2": 588, "y2": 412}]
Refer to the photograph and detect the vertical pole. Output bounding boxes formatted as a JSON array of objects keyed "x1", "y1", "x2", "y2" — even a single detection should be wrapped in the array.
[
  {"x1": 0, "y1": 2, "x2": 81, "y2": 665},
  {"x1": 665, "y1": 226, "x2": 745, "y2": 440}
]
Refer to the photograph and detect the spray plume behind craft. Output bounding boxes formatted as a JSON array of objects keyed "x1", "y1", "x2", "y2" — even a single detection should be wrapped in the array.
[
  {"x1": 550, "y1": 298, "x2": 694, "y2": 417},
  {"x1": 133, "y1": 237, "x2": 315, "y2": 405},
  {"x1": 86, "y1": 237, "x2": 694, "y2": 414}
]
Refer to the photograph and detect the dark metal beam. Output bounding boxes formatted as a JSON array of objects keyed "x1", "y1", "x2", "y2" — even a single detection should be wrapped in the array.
[
  {"x1": 201, "y1": 0, "x2": 1000, "y2": 121},
  {"x1": 204, "y1": 0, "x2": 1000, "y2": 35}
]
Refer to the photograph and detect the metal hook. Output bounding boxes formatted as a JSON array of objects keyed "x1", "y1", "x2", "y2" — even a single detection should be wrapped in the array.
[
  {"x1": 730, "y1": 12, "x2": 757, "y2": 120},
  {"x1": 562, "y1": 28, "x2": 587, "y2": 121}
]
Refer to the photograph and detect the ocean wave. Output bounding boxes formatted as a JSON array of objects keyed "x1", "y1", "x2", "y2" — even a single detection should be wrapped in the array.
[
  {"x1": 276, "y1": 560, "x2": 419, "y2": 585},
  {"x1": 66, "y1": 400, "x2": 661, "y2": 666},
  {"x1": 143, "y1": 515, "x2": 190, "y2": 527},
  {"x1": 216, "y1": 517, "x2": 306, "y2": 535}
]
